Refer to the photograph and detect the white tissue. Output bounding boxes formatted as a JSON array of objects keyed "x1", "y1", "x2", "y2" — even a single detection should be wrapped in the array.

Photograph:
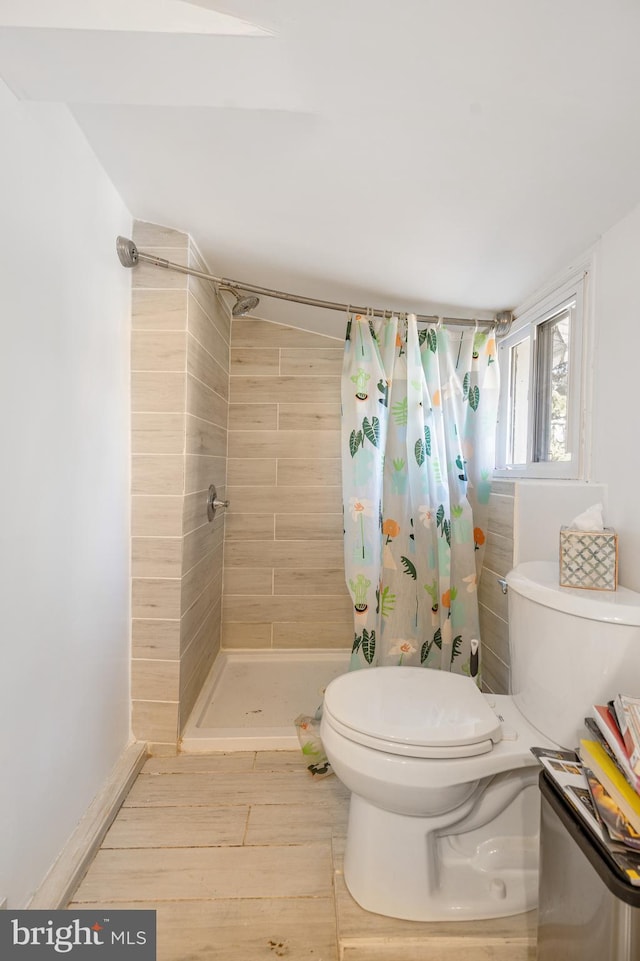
[{"x1": 569, "y1": 502, "x2": 604, "y2": 531}]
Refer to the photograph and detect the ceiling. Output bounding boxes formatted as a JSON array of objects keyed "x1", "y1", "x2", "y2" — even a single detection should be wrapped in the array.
[{"x1": 2, "y1": 0, "x2": 640, "y2": 335}]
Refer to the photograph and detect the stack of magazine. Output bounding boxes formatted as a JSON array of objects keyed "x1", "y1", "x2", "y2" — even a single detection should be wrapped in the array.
[{"x1": 532, "y1": 693, "x2": 640, "y2": 887}]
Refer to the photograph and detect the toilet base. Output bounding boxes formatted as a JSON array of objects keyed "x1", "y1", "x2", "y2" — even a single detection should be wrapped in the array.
[{"x1": 343, "y1": 777, "x2": 540, "y2": 922}]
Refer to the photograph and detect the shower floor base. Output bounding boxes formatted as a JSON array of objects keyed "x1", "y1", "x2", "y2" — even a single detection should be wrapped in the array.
[{"x1": 180, "y1": 649, "x2": 350, "y2": 752}]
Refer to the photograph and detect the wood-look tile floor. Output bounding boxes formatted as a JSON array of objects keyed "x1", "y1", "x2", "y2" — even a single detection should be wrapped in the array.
[{"x1": 69, "y1": 752, "x2": 536, "y2": 961}]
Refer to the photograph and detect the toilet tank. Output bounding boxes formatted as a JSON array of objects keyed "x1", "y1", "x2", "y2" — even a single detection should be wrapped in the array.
[{"x1": 506, "y1": 561, "x2": 640, "y2": 750}]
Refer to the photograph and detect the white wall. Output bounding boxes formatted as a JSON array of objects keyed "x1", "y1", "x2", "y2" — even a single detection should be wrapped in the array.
[
  {"x1": 0, "y1": 80, "x2": 132, "y2": 907},
  {"x1": 590, "y1": 202, "x2": 640, "y2": 591},
  {"x1": 513, "y1": 481, "x2": 606, "y2": 565}
]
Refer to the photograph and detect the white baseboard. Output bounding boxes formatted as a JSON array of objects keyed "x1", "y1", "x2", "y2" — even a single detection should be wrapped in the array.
[{"x1": 29, "y1": 740, "x2": 148, "y2": 909}]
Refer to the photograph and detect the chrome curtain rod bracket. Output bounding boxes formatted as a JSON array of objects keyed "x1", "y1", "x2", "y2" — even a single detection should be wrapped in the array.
[{"x1": 115, "y1": 236, "x2": 512, "y2": 334}]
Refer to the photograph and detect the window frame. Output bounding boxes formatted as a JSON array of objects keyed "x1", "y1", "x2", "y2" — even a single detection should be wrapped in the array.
[{"x1": 495, "y1": 271, "x2": 588, "y2": 480}]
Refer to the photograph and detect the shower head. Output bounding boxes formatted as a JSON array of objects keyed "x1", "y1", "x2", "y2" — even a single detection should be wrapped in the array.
[
  {"x1": 223, "y1": 286, "x2": 260, "y2": 317},
  {"x1": 232, "y1": 291, "x2": 260, "y2": 317}
]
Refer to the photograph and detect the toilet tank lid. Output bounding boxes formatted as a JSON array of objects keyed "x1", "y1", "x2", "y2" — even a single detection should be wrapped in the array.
[{"x1": 506, "y1": 561, "x2": 640, "y2": 626}]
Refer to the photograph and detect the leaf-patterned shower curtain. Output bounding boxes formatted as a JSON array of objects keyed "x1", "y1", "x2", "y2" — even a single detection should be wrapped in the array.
[{"x1": 342, "y1": 313, "x2": 499, "y2": 679}]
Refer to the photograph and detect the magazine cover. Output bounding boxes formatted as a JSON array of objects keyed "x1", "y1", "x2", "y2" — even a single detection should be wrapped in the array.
[
  {"x1": 583, "y1": 766, "x2": 640, "y2": 851},
  {"x1": 580, "y1": 739, "x2": 640, "y2": 834},
  {"x1": 587, "y1": 708, "x2": 640, "y2": 793},
  {"x1": 531, "y1": 746, "x2": 640, "y2": 886}
]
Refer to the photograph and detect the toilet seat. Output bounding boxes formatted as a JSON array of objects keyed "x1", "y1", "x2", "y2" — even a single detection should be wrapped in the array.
[{"x1": 323, "y1": 666, "x2": 503, "y2": 760}]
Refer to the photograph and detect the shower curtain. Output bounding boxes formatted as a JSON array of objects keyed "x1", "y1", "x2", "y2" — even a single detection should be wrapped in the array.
[{"x1": 342, "y1": 313, "x2": 499, "y2": 680}]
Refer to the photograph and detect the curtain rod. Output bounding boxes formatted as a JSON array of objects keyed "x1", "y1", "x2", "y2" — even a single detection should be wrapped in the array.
[{"x1": 116, "y1": 237, "x2": 513, "y2": 334}]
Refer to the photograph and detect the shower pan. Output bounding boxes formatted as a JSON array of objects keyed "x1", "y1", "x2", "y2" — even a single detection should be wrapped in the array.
[{"x1": 181, "y1": 648, "x2": 350, "y2": 752}]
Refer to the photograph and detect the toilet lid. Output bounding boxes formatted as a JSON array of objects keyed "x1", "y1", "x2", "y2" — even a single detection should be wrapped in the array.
[{"x1": 323, "y1": 666, "x2": 503, "y2": 759}]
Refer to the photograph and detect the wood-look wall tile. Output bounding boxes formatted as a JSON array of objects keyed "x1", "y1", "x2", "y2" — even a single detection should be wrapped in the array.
[
  {"x1": 132, "y1": 413, "x2": 185, "y2": 454},
  {"x1": 491, "y1": 479, "x2": 516, "y2": 496},
  {"x1": 131, "y1": 331, "x2": 186, "y2": 372},
  {"x1": 132, "y1": 618, "x2": 180, "y2": 660},
  {"x1": 188, "y1": 334, "x2": 229, "y2": 400},
  {"x1": 222, "y1": 622, "x2": 272, "y2": 649},
  {"x1": 276, "y1": 513, "x2": 343, "y2": 540},
  {"x1": 478, "y1": 604, "x2": 510, "y2": 665},
  {"x1": 182, "y1": 522, "x2": 224, "y2": 577},
  {"x1": 274, "y1": 569, "x2": 347, "y2": 595},
  {"x1": 488, "y1": 493, "x2": 516, "y2": 540},
  {"x1": 131, "y1": 372, "x2": 186, "y2": 413},
  {"x1": 182, "y1": 557, "x2": 223, "y2": 617},
  {"x1": 132, "y1": 537, "x2": 183, "y2": 578},
  {"x1": 185, "y1": 454, "x2": 226, "y2": 495},
  {"x1": 132, "y1": 455, "x2": 184, "y2": 495},
  {"x1": 183, "y1": 489, "x2": 224, "y2": 535},
  {"x1": 187, "y1": 373, "x2": 228, "y2": 428},
  {"x1": 227, "y1": 430, "x2": 340, "y2": 459},
  {"x1": 133, "y1": 222, "x2": 188, "y2": 248},
  {"x1": 478, "y1": 569, "x2": 509, "y2": 621},
  {"x1": 231, "y1": 348, "x2": 279, "y2": 374},
  {"x1": 180, "y1": 611, "x2": 219, "y2": 704},
  {"x1": 230, "y1": 375, "x2": 340, "y2": 404},
  {"x1": 181, "y1": 598, "x2": 220, "y2": 679},
  {"x1": 277, "y1": 458, "x2": 342, "y2": 486},
  {"x1": 278, "y1": 404, "x2": 341, "y2": 431},
  {"x1": 226, "y1": 486, "x2": 341, "y2": 515},
  {"x1": 227, "y1": 458, "x2": 277, "y2": 487},
  {"x1": 228, "y1": 404, "x2": 278, "y2": 431},
  {"x1": 179, "y1": 644, "x2": 220, "y2": 731},
  {"x1": 132, "y1": 495, "x2": 183, "y2": 537},
  {"x1": 225, "y1": 540, "x2": 344, "y2": 569},
  {"x1": 131, "y1": 658, "x2": 180, "y2": 702},
  {"x1": 187, "y1": 292, "x2": 229, "y2": 369},
  {"x1": 131, "y1": 699, "x2": 179, "y2": 744},
  {"x1": 232, "y1": 318, "x2": 340, "y2": 349},
  {"x1": 132, "y1": 289, "x2": 188, "y2": 332},
  {"x1": 224, "y1": 514, "x2": 274, "y2": 540},
  {"x1": 280, "y1": 348, "x2": 343, "y2": 375},
  {"x1": 180, "y1": 611, "x2": 220, "y2": 695},
  {"x1": 223, "y1": 595, "x2": 352, "y2": 624},
  {"x1": 273, "y1": 622, "x2": 353, "y2": 649},
  {"x1": 132, "y1": 248, "x2": 189, "y2": 290},
  {"x1": 224, "y1": 568, "x2": 273, "y2": 595},
  {"x1": 186, "y1": 414, "x2": 227, "y2": 457},
  {"x1": 181, "y1": 578, "x2": 220, "y2": 654},
  {"x1": 132, "y1": 577, "x2": 182, "y2": 619},
  {"x1": 483, "y1": 532, "x2": 515, "y2": 578},
  {"x1": 188, "y1": 277, "x2": 230, "y2": 342},
  {"x1": 481, "y1": 645, "x2": 510, "y2": 696}
]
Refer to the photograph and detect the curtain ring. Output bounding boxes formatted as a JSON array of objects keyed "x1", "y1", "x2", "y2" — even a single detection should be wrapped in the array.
[
  {"x1": 436, "y1": 316, "x2": 443, "y2": 330},
  {"x1": 473, "y1": 318, "x2": 479, "y2": 333}
]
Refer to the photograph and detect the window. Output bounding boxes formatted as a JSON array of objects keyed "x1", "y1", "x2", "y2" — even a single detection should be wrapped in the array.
[{"x1": 496, "y1": 272, "x2": 587, "y2": 479}]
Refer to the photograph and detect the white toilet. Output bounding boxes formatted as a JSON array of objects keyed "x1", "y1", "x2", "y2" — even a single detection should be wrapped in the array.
[{"x1": 321, "y1": 560, "x2": 640, "y2": 922}]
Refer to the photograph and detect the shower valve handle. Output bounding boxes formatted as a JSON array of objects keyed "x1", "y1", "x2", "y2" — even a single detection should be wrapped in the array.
[{"x1": 207, "y1": 485, "x2": 230, "y2": 522}]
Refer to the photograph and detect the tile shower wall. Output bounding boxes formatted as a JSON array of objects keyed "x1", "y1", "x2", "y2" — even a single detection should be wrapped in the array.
[
  {"x1": 223, "y1": 318, "x2": 352, "y2": 650},
  {"x1": 478, "y1": 480, "x2": 515, "y2": 694},
  {"x1": 131, "y1": 221, "x2": 229, "y2": 749}
]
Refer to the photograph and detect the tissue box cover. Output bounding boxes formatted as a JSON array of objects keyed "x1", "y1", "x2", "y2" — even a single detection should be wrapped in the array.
[{"x1": 559, "y1": 527, "x2": 618, "y2": 591}]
